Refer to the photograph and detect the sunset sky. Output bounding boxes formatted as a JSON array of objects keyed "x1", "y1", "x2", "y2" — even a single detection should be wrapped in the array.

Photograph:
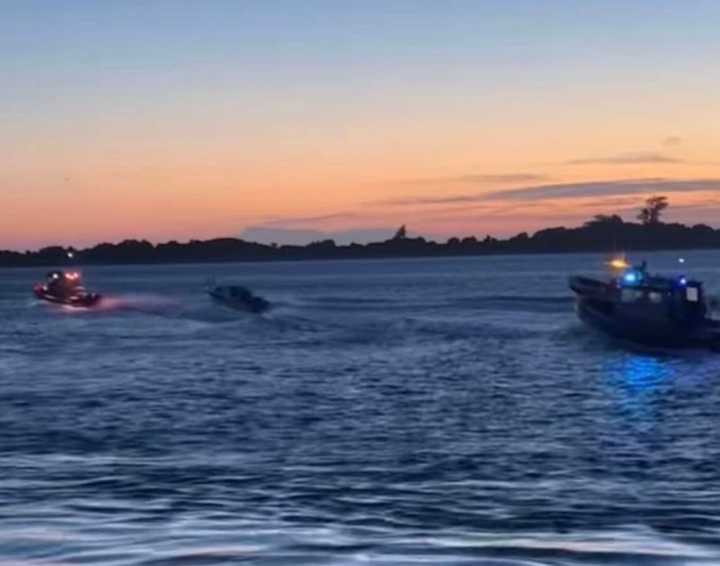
[{"x1": 2, "y1": 1, "x2": 720, "y2": 250}]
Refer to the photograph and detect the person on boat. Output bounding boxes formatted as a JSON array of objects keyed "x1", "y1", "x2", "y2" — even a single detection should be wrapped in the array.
[
  {"x1": 45, "y1": 272, "x2": 64, "y2": 296},
  {"x1": 46, "y1": 271, "x2": 81, "y2": 298}
]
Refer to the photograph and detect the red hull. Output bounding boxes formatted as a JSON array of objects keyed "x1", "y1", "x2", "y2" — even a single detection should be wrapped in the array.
[{"x1": 33, "y1": 285, "x2": 102, "y2": 308}]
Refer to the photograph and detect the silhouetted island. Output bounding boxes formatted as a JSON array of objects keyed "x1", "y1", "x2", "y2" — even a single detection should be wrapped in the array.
[{"x1": 2, "y1": 199, "x2": 719, "y2": 267}]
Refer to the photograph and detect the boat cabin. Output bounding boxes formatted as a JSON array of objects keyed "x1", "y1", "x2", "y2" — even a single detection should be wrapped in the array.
[{"x1": 615, "y1": 269, "x2": 706, "y2": 326}]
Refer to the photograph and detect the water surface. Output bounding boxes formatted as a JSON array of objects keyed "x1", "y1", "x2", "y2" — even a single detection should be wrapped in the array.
[{"x1": 2, "y1": 252, "x2": 720, "y2": 565}]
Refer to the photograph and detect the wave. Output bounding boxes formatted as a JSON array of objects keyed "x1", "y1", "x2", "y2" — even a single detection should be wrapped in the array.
[{"x1": 450, "y1": 295, "x2": 574, "y2": 313}]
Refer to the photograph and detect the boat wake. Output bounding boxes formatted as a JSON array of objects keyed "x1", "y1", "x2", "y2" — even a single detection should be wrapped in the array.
[
  {"x1": 451, "y1": 295, "x2": 573, "y2": 313},
  {"x1": 93, "y1": 294, "x2": 181, "y2": 315}
]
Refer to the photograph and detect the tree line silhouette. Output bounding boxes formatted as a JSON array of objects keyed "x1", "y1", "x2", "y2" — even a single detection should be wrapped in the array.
[{"x1": 2, "y1": 196, "x2": 718, "y2": 267}]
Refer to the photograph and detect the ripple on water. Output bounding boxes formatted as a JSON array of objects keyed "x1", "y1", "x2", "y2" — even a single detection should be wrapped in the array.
[{"x1": 3, "y1": 255, "x2": 720, "y2": 564}]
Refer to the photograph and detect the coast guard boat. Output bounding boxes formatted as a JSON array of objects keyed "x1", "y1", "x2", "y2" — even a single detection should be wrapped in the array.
[
  {"x1": 33, "y1": 270, "x2": 102, "y2": 308},
  {"x1": 569, "y1": 259, "x2": 720, "y2": 348}
]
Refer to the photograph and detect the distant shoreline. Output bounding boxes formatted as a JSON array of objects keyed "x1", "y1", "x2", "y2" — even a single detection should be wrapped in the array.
[{"x1": 3, "y1": 218, "x2": 720, "y2": 268}]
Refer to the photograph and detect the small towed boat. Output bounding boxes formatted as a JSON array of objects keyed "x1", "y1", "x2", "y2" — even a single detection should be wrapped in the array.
[
  {"x1": 207, "y1": 282, "x2": 270, "y2": 314},
  {"x1": 569, "y1": 259, "x2": 720, "y2": 348},
  {"x1": 33, "y1": 270, "x2": 102, "y2": 308}
]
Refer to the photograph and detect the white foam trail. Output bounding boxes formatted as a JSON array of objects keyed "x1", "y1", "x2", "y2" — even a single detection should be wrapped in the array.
[{"x1": 95, "y1": 294, "x2": 180, "y2": 314}]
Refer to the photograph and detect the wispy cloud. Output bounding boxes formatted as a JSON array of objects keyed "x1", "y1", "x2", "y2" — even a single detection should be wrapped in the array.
[
  {"x1": 260, "y1": 212, "x2": 358, "y2": 227},
  {"x1": 574, "y1": 196, "x2": 641, "y2": 209},
  {"x1": 373, "y1": 178, "x2": 720, "y2": 207},
  {"x1": 566, "y1": 151, "x2": 683, "y2": 165},
  {"x1": 662, "y1": 136, "x2": 683, "y2": 147},
  {"x1": 406, "y1": 173, "x2": 549, "y2": 186},
  {"x1": 484, "y1": 178, "x2": 720, "y2": 201},
  {"x1": 378, "y1": 194, "x2": 486, "y2": 206}
]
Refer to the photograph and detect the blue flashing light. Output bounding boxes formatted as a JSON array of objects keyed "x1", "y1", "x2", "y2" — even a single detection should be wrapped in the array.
[
  {"x1": 679, "y1": 276, "x2": 687, "y2": 286},
  {"x1": 623, "y1": 271, "x2": 639, "y2": 284}
]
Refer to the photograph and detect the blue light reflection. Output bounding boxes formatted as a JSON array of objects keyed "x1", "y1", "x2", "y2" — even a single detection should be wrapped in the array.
[{"x1": 602, "y1": 355, "x2": 675, "y2": 433}]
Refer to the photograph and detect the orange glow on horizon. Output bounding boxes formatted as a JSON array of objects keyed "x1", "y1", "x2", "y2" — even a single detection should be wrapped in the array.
[{"x1": 3, "y1": 90, "x2": 720, "y2": 249}]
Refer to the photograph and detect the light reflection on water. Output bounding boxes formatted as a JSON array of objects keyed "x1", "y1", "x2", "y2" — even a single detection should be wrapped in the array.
[{"x1": 602, "y1": 354, "x2": 676, "y2": 434}]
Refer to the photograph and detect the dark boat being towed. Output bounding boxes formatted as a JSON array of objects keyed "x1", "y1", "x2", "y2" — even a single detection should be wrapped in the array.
[
  {"x1": 569, "y1": 260, "x2": 720, "y2": 348},
  {"x1": 207, "y1": 282, "x2": 271, "y2": 314}
]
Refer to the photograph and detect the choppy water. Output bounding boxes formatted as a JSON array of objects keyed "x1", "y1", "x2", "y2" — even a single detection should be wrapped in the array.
[{"x1": 2, "y1": 251, "x2": 720, "y2": 565}]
